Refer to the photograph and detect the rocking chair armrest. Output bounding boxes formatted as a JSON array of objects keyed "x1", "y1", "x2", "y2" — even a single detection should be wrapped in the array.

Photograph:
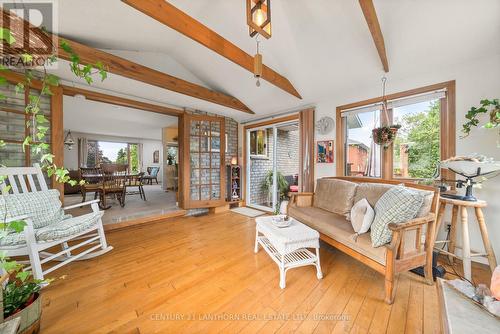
[
  {"x1": 63, "y1": 199, "x2": 100, "y2": 211},
  {"x1": 4, "y1": 214, "x2": 31, "y2": 224},
  {"x1": 388, "y1": 213, "x2": 435, "y2": 232}
]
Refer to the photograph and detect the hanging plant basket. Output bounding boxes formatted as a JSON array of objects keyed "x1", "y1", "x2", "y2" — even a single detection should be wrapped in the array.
[{"x1": 372, "y1": 124, "x2": 401, "y2": 148}]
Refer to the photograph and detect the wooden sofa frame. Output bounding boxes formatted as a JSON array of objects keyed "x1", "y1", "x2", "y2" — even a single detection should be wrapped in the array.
[{"x1": 289, "y1": 177, "x2": 439, "y2": 304}]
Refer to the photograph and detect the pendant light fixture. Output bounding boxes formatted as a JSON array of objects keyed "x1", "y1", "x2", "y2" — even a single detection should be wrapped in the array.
[
  {"x1": 246, "y1": 0, "x2": 271, "y2": 39},
  {"x1": 64, "y1": 130, "x2": 75, "y2": 150},
  {"x1": 254, "y1": 36, "x2": 263, "y2": 87}
]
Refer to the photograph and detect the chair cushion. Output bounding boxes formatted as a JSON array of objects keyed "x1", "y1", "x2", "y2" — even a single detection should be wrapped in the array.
[
  {"x1": 350, "y1": 198, "x2": 375, "y2": 234},
  {"x1": 0, "y1": 189, "x2": 65, "y2": 229},
  {"x1": 288, "y1": 204, "x2": 387, "y2": 264},
  {"x1": 370, "y1": 186, "x2": 424, "y2": 247},
  {"x1": 313, "y1": 178, "x2": 358, "y2": 217},
  {"x1": 35, "y1": 212, "x2": 102, "y2": 242}
]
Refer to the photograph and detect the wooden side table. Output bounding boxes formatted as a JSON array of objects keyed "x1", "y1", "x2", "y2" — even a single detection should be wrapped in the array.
[{"x1": 435, "y1": 197, "x2": 498, "y2": 281}]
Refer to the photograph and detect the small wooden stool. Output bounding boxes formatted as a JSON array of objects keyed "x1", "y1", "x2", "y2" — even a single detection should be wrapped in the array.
[{"x1": 435, "y1": 197, "x2": 497, "y2": 281}]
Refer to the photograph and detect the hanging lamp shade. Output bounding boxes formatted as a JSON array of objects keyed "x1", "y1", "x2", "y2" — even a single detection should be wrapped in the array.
[
  {"x1": 246, "y1": 0, "x2": 271, "y2": 39},
  {"x1": 64, "y1": 130, "x2": 75, "y2": 150}
]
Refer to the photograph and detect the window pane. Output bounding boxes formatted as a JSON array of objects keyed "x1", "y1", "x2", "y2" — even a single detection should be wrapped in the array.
[
  {"x1": 86, "y1": 141, "x2": 98, "y2": 167},
  {"x1": 250, "y1": 131, "x2": 257, "y2": 155},
  {"x1": 129, "y1": 144, "x2": 139, "y2": 173},
  {"x1": 393, "y1": 99, "x2": 441, "y2": 179},
  {"x1": 256, "y1": 130, "x2": 266, "y2": 155},
  {"x1": 344, "y1": 110, "x2": 381, "y2": 177},
  {"x1": 97, "y1": 141, "x2": 128, "y2": 165}
]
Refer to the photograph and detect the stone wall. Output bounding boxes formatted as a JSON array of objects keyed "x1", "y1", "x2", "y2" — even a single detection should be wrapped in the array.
[{"x1": 249, "y1": 128, "x2": 299, "y2": 207}]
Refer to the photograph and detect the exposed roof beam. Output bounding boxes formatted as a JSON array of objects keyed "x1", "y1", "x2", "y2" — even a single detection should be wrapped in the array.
[
  {"x1": 0, "y1": 9, "x2": 254, "y2": 114},
  {"x1": 62, "y1": 86, "x2": 183, "y2": 117},
  {"x1": 359, "y1": 0, "x2": 389, "y2": 72},
  {"x1": 122, "y1": 0, "x2": 302, "y2": 99},
  {"x1": 0, "y1": 69, "x2": 184, "y2": 116}
]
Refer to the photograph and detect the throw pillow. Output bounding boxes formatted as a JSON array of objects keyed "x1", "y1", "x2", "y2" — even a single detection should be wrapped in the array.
[
  {"x1": 370, "y1": 185, "x2": 424, "y2": 247},
  {"x1": 350, "y1": 198, "x2": 375, "y2": 234}
]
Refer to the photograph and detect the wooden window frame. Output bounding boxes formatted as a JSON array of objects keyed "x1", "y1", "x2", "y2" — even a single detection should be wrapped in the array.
[{"x1": 336, "y1": 80, "x2": 456, "y2": 181}]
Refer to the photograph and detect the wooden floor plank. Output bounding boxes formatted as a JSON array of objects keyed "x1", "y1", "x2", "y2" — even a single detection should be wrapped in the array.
[{"x1": 38, "y1": 212, "x2": 444, "y2": 333}]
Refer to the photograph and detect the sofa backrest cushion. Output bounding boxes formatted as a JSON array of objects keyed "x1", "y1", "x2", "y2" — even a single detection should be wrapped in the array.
[
  {"x1": 0, "y1": 189, "x2": 64, "y2": 229},
  {"x1": 370, "y1": 185, "x2": 424, "y2": 247},
  {"x1": 313, "y1": 178, "x2": 358, "y2": 216},
  {"x1": 354, "y1": 183, "x2": 394, "y2": 208}
]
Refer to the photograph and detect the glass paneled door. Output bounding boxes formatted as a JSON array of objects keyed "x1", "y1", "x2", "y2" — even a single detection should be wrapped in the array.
[
  {"x1": 181, "y1": 114, "x2": 225, "y2": 209},
  {"x1": 246, "y1": 120, "x2": 299, "y2": 212}
]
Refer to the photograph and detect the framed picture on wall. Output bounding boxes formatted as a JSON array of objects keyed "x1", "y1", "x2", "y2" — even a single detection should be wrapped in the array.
[
  {"x1": 153, "y1": 150, "x2": 160, "y2": 163},
  {"x1": 316, "y1": 140, "x2": 334, "y2": 163}
]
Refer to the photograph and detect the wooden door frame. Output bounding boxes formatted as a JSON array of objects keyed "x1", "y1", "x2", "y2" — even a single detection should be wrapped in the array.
[
  {"x1": 242, "y1": 114, "x2": 299, "y2": 206},
  {"x1": 179, "y1": 113, "x2": 226, "y2": 209}
]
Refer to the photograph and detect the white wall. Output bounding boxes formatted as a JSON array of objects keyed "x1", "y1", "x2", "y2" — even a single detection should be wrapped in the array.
[
  {"x1": 313, "y1": 53, "x2": 500, "y2": 264},
  {"x1": 63, "y1": 131, "x2": 164, "y2": 183}
]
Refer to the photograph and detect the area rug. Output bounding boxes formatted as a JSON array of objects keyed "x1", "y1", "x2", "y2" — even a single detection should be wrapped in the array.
[{"x1": 230, "y1": 207, "x2": 266, "y2": 218}]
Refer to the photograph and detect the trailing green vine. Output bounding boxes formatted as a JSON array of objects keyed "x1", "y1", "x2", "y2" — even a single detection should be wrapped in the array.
[
  {"x1": 0, "y1": 27, "x2": 108, "y2": 302},
  {"x1": 461, "y1": 99, "x2": 500, "y2": 138}
]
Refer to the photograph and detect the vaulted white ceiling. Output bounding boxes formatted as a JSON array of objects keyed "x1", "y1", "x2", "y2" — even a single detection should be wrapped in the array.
[{"x1": 53, "y1": 0, "x2": 500, "y2": 123}]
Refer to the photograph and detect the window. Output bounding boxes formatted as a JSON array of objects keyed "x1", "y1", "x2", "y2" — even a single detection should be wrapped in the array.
[
  {"x1": 336, "y1": 81, "x2": 455, "y2": 180},
  {"x1": 392, "y1": 99, "x2": 440, "y2": 179},
  {"x1": 344, "y1": 109, "x2": 381, "y2": 177},
  {"x1": 249, "y1": 129, "x2": 268, "y2": 157},
  {"x1": 86, "y1": 141, "x2": 140, "y2": 172}
]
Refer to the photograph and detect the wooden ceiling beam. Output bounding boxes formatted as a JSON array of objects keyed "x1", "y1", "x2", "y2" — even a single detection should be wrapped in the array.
[
  {"x1": 0, "y1": 8, "x2": 254, "y2": 114},
  {"x1": 359, "y1": 0, "x2": 389, "y2": 72},
  {"x1": 122, "y1": 0, "x2": 302, "y2": 99},
  {"x1": 62, "y1": 86, "x2": 183, "y2": 117}
]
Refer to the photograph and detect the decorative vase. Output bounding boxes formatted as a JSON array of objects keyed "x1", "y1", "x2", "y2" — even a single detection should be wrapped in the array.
[{"x1": 4, "y1": 293, "x2": 42, "y2": 334}]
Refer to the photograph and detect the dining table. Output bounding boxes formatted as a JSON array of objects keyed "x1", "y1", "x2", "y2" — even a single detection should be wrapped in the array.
[{"x1": 81, "y1": 173, "x2": 145, "y2": 210}]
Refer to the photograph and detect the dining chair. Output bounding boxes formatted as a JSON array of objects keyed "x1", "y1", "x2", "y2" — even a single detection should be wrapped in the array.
[
  {"x1": 79, "y1": 167, "x2": 103, "y2": 202},
  {"x1": 125, "y1": 172, "x2": 146, "y2": 201}
]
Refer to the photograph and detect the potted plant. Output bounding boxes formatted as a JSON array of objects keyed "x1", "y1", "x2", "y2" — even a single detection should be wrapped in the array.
[
  {"x1": 372, "y1": 124, "x2": 401, "y2": 148},
  {"x1": 261, "y1": 170, "x2": 289, "y2": 206},
  {"x1": 461, "y1": 99, "x2": 500, "y2": 141},
  {"x1": 0, "y1": 268, "x2": 49, "y2": 333}
]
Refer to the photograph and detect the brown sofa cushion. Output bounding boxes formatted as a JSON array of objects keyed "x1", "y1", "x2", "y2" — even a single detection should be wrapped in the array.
[
  {"x1": 288, "y1": 204, "x2": 387, "y2": 264},
  {"x1": 313, "y1": 178, "x2": 358, "y2": 216}
]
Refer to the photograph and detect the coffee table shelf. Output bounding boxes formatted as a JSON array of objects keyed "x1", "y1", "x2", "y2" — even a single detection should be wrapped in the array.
[{"x1": 254, "y1": 216, "x2": 322, "y2": 289}]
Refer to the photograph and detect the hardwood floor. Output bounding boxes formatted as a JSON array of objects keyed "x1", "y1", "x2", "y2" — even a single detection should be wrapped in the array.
[{"x1": 39, "y1": 212, "x2": 487, "y2": 333}]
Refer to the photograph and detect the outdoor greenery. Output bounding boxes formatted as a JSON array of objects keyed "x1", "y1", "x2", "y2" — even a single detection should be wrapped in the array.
[
  {"x1": 393, "y1": 101, "x2": 440, "y2": 179},
  {"x1": 116, "y1": 148, "x2": 128, "y2": 165},
  {"x1": 261, "y1": 170, "x2": 289, "y2": 201},
  {"x1": 0, "y1": 28, "x2": 108, "y2": 317},
  {"x1": 130, "y1": 144, "x2": 139, "y2": 172}
]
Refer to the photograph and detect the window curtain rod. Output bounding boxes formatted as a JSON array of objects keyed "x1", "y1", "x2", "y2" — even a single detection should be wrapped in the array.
[
  {"x1": 241, "y1": 105, "x2": 315, "y2": 125},
  {"x1": 341, "y1": 89, "x2": 446, "y2": 117}
]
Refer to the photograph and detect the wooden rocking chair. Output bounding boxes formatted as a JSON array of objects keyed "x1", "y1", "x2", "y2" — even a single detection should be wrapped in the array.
[{"x1": 0, "y1": 164, "x2": 113, "y2": 280}]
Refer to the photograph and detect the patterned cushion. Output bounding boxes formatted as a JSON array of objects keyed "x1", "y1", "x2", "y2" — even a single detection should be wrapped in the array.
[
  {"x1": 370, "y1": 186, "x2": 424, "y2": 247},
  {"x1": 0, "y1": 190, "x2": 65, "y2": 229},
  {"x1": 35, "y1": 212, "x2": 101, "y2": 242},
  {"x1": 0, "y1": 212, "x2": 102, "y2": 246}
]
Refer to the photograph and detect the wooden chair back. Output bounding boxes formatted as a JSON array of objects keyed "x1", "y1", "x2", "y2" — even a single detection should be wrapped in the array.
[
  {"x1": 0, "y1": 164, "x2": 48, "y2": 194},
  {"x1": 101, "y1": 164, "x2": 128, "y2": 175}
]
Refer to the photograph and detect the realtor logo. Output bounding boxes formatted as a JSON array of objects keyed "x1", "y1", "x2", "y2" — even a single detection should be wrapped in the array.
[{"x1": 0, "y1": 0, "x2": 58, "y2": 68}]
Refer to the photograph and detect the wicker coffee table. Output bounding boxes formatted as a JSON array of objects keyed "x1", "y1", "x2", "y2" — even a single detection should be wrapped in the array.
[{"x1": 254, "y1": 216, "x2": 323, "y2": 289}]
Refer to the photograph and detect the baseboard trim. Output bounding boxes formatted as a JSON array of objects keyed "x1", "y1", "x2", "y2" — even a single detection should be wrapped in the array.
[{"x1": 104, "y1": 209, "x2": 187, "y2": 232}]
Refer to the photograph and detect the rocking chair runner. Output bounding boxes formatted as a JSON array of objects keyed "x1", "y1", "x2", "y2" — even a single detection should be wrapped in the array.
[{"x1": 0, "y1": 164, "x2": 113, "y2": 280}]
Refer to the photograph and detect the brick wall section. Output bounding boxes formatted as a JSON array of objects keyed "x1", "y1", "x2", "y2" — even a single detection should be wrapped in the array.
[{"x1": 249, "y1": 128, "x2": 299, "y2": 206}]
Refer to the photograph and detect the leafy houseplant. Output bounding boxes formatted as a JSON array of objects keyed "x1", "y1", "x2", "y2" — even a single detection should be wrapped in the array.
[
  {"x1": 461, "y1": 99, "x2": 500, "y2": 140},
  {"x1": 261, "y1": 170, "x2": 289, "y2": 205},
  {"x1": 0, "y1": 27, "x2": 107, "y2": 331},
  {"x1": 372, "y1": 124, "x2": 401, "y2": 148}
]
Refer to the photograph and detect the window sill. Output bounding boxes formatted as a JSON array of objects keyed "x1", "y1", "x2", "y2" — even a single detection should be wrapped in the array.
[{"x1": 250, "y1": 155, "x2": 269, "y2": 160}]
